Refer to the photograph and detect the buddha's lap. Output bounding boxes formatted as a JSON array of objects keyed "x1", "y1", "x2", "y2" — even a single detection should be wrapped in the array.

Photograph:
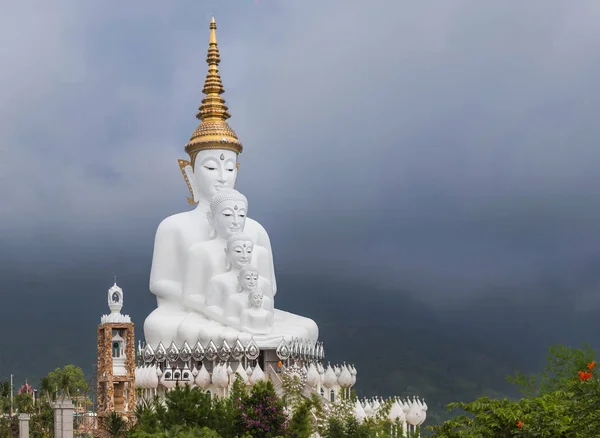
[
  {"x1": 144, "y1": 305, "x2": 189, "y2": 347},
  {"x1": 175, "y1": 310, "x2": 316, "y2": 347}
]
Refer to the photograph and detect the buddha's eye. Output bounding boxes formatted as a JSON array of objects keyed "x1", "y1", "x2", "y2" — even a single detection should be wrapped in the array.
[
  {"x1": 239, "y1": 213, "x2": 246, "y2": 218},
  {"x1": 227, "y1": 168, "x2": 234, "y2": 172},
  {"x1": 235, "y1": 249, "x2": 242, "y2": 253},
  {"x1": 247, "y1": 249, "x2": 252, "y2": 253},
  {"x1": 223, "y1": 213, "x2": 232, "y2": 217},
  {"x1": 204, "y1": 166, "x2": 216, "y2": 171}
]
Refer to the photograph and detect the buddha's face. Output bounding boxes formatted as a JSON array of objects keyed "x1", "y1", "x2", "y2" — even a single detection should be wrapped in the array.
[
  {"x1": 227, "y1": 240, "x2": 253, "y2": 270},
  {"x1": 239, "y1": 270, "x2": 259, "y2": 291},
  {"x1": 193, "y1": 150, "x2": 238, "y2": 202},
  {"x1": 211, "y1": 199, "x2": 247, "y2": 239},
  {"x1": 249, "y1": 291, "x2": 263, "y2": 308}
]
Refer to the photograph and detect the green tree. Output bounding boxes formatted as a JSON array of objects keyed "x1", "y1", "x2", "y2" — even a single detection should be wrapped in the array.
[
  {"x1": 232, "y1": 380, "x2": 287, "y2": 438},
  {"x1": 103, "y1": 411, "x2": 130, "y2": 438},
  {"x1": 39, "y1": 377, "x2": 54, "y2": 402},
  {"x1": 14, "y1": 392, "x2": 34, "y2": 413},
  {"x1": 29, "y1": 399, "x2": 54, "y2": 438},
  {"x1": 428, "y1": 344, "x2": 600, "y2": 437},
  {"x1": 287, "y1": 397, "x2": 315, "y2": 438},
  {"x1": 130, "y1": 385, "x2": 230, "y2": 437},
  {"x1": 46, "y1": 365, "x2": 88, "y2": 399}
]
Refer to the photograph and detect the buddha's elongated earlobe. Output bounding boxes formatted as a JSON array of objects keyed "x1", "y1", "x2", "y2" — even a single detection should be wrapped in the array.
[
  {"x1": 233, "y1": 162, "x2": 240, "y2": 189},
  {"x1": 178, "y1": 159, "x2": 198, "y2": 205}
]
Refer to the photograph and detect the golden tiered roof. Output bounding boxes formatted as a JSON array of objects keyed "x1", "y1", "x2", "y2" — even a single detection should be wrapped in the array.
[{"x1": 185, "y1": 17, "x2": 243, "y2": 165}]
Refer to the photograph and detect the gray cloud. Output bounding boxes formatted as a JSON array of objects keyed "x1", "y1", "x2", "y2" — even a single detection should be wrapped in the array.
[{"x1": 2, "y1": 0, "x2": 600, "y2": 309}]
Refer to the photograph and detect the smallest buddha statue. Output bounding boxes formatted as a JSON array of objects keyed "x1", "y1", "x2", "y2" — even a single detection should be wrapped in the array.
[
  {"x1": 240, "y1": 289, "x2": 274, "y2": 334},
  {"x1": 223, "y1": 266, "x2": 274, "y2": 334}
]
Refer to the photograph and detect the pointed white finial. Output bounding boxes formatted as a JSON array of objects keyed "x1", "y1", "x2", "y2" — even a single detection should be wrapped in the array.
[{"x1": 108, "y1": 280, "x2": 123, "y2": 314}]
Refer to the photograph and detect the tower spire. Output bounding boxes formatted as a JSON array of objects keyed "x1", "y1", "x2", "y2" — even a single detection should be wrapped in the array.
[{"x1": 185, "y1": 17, "x2": 243, "y2": 165}]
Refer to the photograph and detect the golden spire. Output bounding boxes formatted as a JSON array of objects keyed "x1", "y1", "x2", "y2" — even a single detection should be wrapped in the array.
[{"x1": 185, "y1": 17, "x2": 243, "y2": 165}]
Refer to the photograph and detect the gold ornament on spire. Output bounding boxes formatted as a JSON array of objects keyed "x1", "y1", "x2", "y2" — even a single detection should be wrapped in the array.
[{"x1": 185, "y1": 17, "x2": 243, "y2": 166}]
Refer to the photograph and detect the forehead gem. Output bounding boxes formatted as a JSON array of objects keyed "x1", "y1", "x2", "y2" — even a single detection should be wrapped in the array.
[
  {"x1": 243, "y1": 243, "x2": 246, "y2": 247},
  {"x1": 234, "y1": 205, "x2": 238, "y2": 210},
  {"x1": 220, "y1": 154, "x2": 225, "y2": 160}
]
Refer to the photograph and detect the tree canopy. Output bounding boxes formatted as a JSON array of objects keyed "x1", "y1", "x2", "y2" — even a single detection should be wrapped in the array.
[{"x1": 428, "y1": 344, "x2": 600, "y2": 437}]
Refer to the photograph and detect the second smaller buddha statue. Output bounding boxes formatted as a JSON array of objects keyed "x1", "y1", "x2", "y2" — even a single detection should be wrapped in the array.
[
  {"x1": 222, "y1": 266, "x2": 274, "y2": 334},
  {"x1": 240, "y1": 289, "x2": 274, "y2": 334}
]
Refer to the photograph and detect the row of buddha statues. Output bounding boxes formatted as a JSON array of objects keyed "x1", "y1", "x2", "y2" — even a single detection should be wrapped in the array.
[{"x1": 145, "y1": 178, "x2": 319, "y2": 349}]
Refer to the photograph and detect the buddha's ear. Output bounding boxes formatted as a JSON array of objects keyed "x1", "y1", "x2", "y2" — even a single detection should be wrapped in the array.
[
  {"x1": 233, "y1": 162, "x2": 240, "y2": 189},
  {"x1": 178, "y1": 159, "x2": 198, "y2": 205}
]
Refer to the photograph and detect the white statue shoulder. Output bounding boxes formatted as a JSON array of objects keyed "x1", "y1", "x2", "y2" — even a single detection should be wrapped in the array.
[{"x1": 149, "y1": 210, "x2": 211, "y2": 300}]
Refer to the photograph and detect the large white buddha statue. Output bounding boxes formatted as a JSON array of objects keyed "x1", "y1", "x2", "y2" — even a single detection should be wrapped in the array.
[
  {"x1": 143, "y1": 19, "x2": 274, "y2": 348},
  {"x1": 143, "y1": 17, "x2": 318, "y2": 349}
]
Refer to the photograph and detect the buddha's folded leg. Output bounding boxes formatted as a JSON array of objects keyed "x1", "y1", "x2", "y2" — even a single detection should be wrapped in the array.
[
  {"x1": 274, "y1": 310, "x2": 319, "y2": 341},
  {"x1": 176, "y1": 312, "x2": 208, "y2": 346},
  {"x1": 144, "y1": 305, "x2": 189, "y2": 348}
]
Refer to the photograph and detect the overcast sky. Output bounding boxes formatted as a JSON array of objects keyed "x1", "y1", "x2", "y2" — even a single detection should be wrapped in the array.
[{"x1": 2, "y1": 0, "x2": 600, "y2": 320}]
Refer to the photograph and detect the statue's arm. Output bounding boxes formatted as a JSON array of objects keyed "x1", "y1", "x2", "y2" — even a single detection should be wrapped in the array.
[
  {"x1": 254, "y1": 221, "x2": 277, "y2": 296},
  {"x1": 149, "y1": 221, "x2": 182, "y2": 301},
  {"x1": 205, "y1": 278, "x2": 222, "y2": 307},
  {"x1": 181, "y1": 245, "x2": 209, "y2": 312}
]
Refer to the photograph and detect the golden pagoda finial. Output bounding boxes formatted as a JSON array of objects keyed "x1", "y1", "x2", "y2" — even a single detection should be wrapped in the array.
[{"x1": 185, "y1": 17, "x2": 243, "y2": 165}]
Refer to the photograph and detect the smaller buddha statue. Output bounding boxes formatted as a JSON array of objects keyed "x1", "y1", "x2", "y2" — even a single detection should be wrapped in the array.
[
  {"x1": 204, "y1": 232, "x2": 270, "y2": 309},
  {"x1": 181, "y1": 188, "x2": 249, "y2": 314},
  {"x1": 240, "y1": 289, "x2": 274, "y2": 334},
  {"x1": 207, "y1": 266, "x2": 273, "y2": 331}
]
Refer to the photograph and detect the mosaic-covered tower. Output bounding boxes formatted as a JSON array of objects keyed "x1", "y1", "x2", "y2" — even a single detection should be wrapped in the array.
[{"x1": 97, "y1": 281, "x2": 135, "y2": 419}]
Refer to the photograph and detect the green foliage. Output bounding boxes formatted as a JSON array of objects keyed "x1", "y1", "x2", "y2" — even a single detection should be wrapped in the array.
[
  {"x1": 103, "y1": 411, "x2": 131, "y2": 437},
  {"x1": 129, "y1": 385, "x2": 232, "y2": 437},
  {"x1": 29, "y1": 399, "x2": 54, "y2": 438},
  {"x1": 45, "y1": 364, "x2": 88, "y2": 398},
  {"x1": 232, "y1": 380, "x2": 287, "y2": 438},
  {"x1": 287, "y1": 397, "x2": 316, "y2": 438},
  {"x1": 14, "y1": 392, "x2": 34, "y2": 413},
  {"x1": 428, "y1": 344, "x2": 600, "y2": 438},
  {"x1": 130, "y1": 425, "x2": 222, "y2": 437}
]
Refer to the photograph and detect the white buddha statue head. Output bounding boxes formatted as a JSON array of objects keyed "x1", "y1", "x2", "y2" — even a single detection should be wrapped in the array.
[
  {"x1": 178, "y1": 18, "x2": 244, "y2": 207},
  {"x1": 238, "y1": 266, "x2": 259, "y2": 293},
  {"x1": 225, "y1": 233, "x2": 254, "y2": 270},
  {"x1": 248, "y1": 290, "x2": 264, "y2": 309},
  {"x1": 207, "y1": 189, "x2": 248, "y2": 239},
  {"x1": 191, "y1": 150, "x2": 238, "y2": 204}
]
